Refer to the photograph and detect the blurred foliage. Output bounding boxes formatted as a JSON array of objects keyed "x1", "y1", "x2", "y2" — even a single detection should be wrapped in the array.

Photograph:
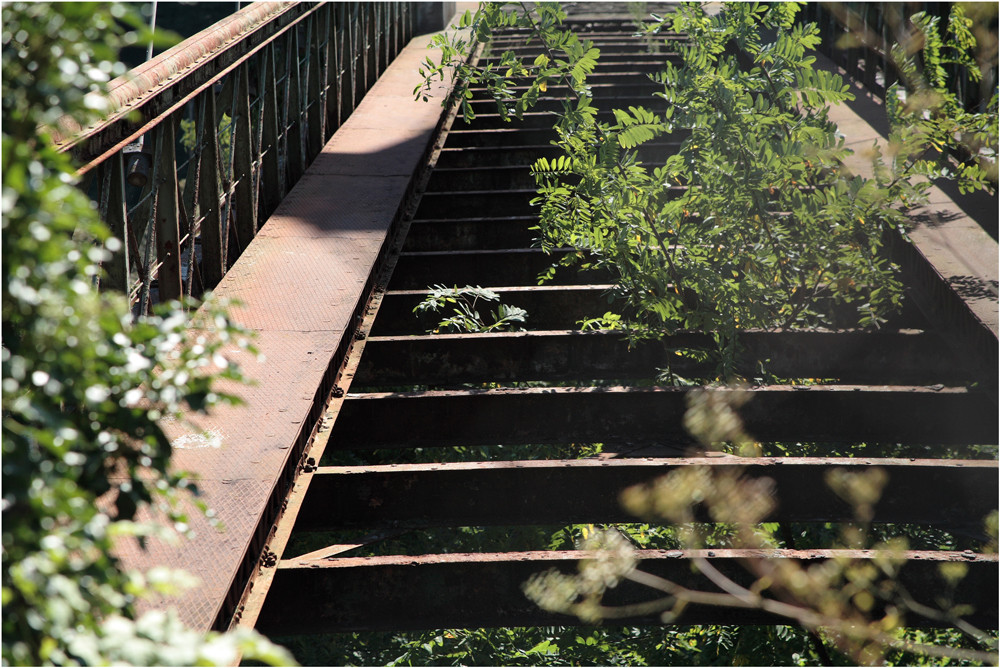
[
  {"x1": 522, "y1": 391, "x2": 998, "y2": 665},
  {"x1": 2, "y1": 3, "x2": 292, "y2": 665}
]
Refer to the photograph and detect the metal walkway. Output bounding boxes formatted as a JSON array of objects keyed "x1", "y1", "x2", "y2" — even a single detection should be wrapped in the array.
[
  {"x1": 239, "y1": 12, "x2": 997, "y2": 641},
  {"x1": 81, "y1": 3, "x2": 998, "y2": 646}
]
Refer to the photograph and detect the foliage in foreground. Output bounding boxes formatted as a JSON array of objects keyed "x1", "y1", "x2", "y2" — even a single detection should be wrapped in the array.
[
  {"x1": 2, "y1": 3, "x2": 293, "y2": 664},
  {"x1": 523, "y1": 390, "x2": 998, "y2": 665}
]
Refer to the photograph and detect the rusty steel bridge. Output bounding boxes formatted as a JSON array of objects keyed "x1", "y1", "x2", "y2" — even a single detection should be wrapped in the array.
[{"x1": 64, "y1": 0, "x2": 998, "y2": 649}]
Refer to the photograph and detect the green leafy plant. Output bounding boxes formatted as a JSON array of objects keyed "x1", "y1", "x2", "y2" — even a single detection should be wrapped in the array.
[
  {"x1": 409, "y1": 5, "x2": 999, "y2": 665},
  {"x1": 414, "y1": 284, "x2": 528, "y2": 333},
  {"x1": 2, "y1": 3, "x2": 293, "y2": 664},
  {"x1": 856, "y1": 3, "x2": 998, "y2": 192},
  {"x1": 421, "y1": 2, "x2": 997, "y2": 379}
]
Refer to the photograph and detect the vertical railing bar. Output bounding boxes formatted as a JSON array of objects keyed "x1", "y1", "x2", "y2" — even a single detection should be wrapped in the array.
[
  {"x1": 382, "y1": 3, "x2": 390, "y2": 69},
  {"x1": 351, "y1": 4, "x2": 361, "y2": 112},
  {"x1": 95, "y1": 161, "x2": 113, "y2": 290},
  {"x1": 372, "y1": 3, "x2": 381, "y2": 84},
  {"x1": 153, "y1": 114, "x2": 182, "y2": 303},
  {"x1": 259, "y1": 42, "x2": 282, "y2": 222},
  {"x1": 306, "y1": 12, "x2": 323, "y2": 161},
  {"x1": 219, "y1": 71, "x2": 241, "y2": 266},
  {"x1": 137, "y1": 124, "x2": 165, "y2": 315},
  {"x1": 182, "y1": 100, "x2": 207, "y2": 298},
  {"x1": 230, "y1": 65, "x2": 256, "y2": 260},
  {"x1": 101, "y1": 154, "x2": 131, "y2": 293},
  {"x1": 277, "y1": 32, "x2": 292, "y2": 198},
  {"x1": 387, "y1": 3, "x2": 396, "y2": 62},
  {"x1": 338, "y1": 3, "x2": 352, "y2": 127},
  {"x1": 137, "y1": 190, "x2": 156, "y2": 315},
  {"x1": 383, "y1": 3, "x2": 391, "y2": 71},
  {"x1": 317, "y1": 5, "x2": 330, "y2": 144},
  {"x1": 300, "y1": 16, "x2": 313, "y2": 164},
  {"x1": 286, "y1": 23, "x2": 304, "y2": 184},
  {"x1": 253, "y1": 49, "x2": 267, "y2": 223},
  {"x1": 176, "y1": 176, "x2": 200, "y2": 298},
  {"x1": 196, "y1": 89, "x2": 224, "y2": 289},
  {"x1": 323, "y1": 3, "x2": 339, "y2": 139},
  {"x1": 365, "y1": 3, "x2": 375, "y2": 89}
]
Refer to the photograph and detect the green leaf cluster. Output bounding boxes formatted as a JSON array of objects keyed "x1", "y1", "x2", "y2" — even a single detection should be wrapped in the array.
[
  {"x1": 2, "y1": 3, "x2": 292, "y2": 665},
  {"x1": 884, "y1": 4, "x2": 999, "y2": 194},
  {"x1": 414, "y1": 284, "x2": 527, "y2": 333}
]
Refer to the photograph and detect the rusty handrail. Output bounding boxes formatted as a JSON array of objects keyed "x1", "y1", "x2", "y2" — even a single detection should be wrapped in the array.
[
  {"x1": 55, "y1": 2, "x2": 299, "y2": 164},
  {"x1": 69, "y1": 2, "x2": 416, "y2": 313}
]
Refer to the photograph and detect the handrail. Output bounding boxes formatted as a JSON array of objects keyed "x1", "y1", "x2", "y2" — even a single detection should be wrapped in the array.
[
  {"x1": 55, "y1": 2, "x2": 298, "y2": 163},
  {"x1": 67, "y1": 2, "x2": 416, "y2": 314}
]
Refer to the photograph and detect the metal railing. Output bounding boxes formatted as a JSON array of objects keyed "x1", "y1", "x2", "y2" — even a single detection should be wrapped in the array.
[
  {"x1": 58, "y1": 2, "x2": 416, "y2": 313},
  {"x1": 805, "y1": 2, "x2": 997, "y2": 111}
]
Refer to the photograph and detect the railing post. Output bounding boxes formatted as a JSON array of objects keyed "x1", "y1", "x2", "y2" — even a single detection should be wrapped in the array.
[
  {"x1": 152, "y1": 115, "x2": 183, "y2": 302},
  {"x1": 284, "y1": 25, "x2": 305, "y2": 185},
  {"x1": 258, "y1": 43, "x2": 282, "y2": 222},
  {"x1": 307, "y1": 13, "x2": 323, "y2": 161},
  {"x1": 197, "y1": 90, "x2": 225, "y2": 289},
  {"x1": 323, "y1": 4, "x2": 340, "y2": 139},
  {"x1": 365, "y1": 4, "x2": 376, "y2": 90},
  {"x1": 339, "y1": 4, "x2": 356, "y2": 125},
  {"x1": 99, "y1": 153, "x2": 130, "y2": 293},
  {"x1": 231, "y1": 66, "x2": 257, "y2": 258}
]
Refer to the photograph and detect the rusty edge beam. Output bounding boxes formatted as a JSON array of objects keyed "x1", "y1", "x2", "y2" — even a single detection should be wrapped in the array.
[
  {"x1": 231, "y1": 20, "x2": 476, "y2": 636},
  {"x1": 295, "y1": 456, "x2": 998, "y2": 531},
  {"x1": 354, "y1": 328, "x2": 983, "y2": 386},
  {"x1": 331, "y1": 384, "x2": 999, "y2": 448},
  {"x1": 256, "y1": 549, "x2": 998, "y2": 634},
  {"x1": 388, "y1": 251, "x2": 616, "y2": 289},
  {"x1": 59, "y1": 2, "x2": 319, "y2": 172}
]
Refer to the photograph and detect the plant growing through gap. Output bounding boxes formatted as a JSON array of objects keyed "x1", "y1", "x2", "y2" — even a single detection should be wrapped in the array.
[
  {"x1": 418, "y1": 1, "x2": 997, "y2": 379},
  {"x1": 414, "y1": 284, "x2": 527, "y2": 333}
]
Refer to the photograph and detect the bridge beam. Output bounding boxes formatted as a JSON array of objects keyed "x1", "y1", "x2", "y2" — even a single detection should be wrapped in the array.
[{"x1": 257, "y1": 549, "x2": 999, "y2": 634}]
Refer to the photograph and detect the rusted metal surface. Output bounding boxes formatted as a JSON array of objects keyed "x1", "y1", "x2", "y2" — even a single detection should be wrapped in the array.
[
  {"x1": 114, "y1": 22, "x2": 455, "y2": 633},
  {"x1": 403, "y1": 215, "x2": 541, "y2": 250},
  {"x1": 245, "y1": 9, "x2": 998, "y2": 647},
  {"x1": 67, "y1": 2, "x2": 417, "y2": 313},
  {"x1": 434, "y1": 140, "x2": 681, "y2": 169},
  {"x1": 296, "y1": 457, "x2": 997, "y2": 531},
  {"x1": 354, "y1": 329, "x2": 980, "y2": 387},
  {"x1": 331, "y1": 385, "x2": 997, "y2": 449},
  {"x1": 256, "y1": 549, "x2": 998, "y2": 634},
  {"x1": 390, "y1": 248, "x2": 614, "y2": 288},
  {"x1": 414, "y1": 188, "x2": 538, "y2": 218}
]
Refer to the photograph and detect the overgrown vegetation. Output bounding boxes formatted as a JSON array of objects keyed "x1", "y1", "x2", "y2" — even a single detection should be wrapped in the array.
[
  {"x1": 299, "y1": 2, "x2": 1000, "y2": 666},
  {"x1": 2, "y1": 3, "x2": 293, "y2": 664},
  {"x1": 419, "y1": 1, "x2": 997, "y2": 378},
  {"x1": 414, "y1": 284, "x2": 527, "y2": 333}
]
